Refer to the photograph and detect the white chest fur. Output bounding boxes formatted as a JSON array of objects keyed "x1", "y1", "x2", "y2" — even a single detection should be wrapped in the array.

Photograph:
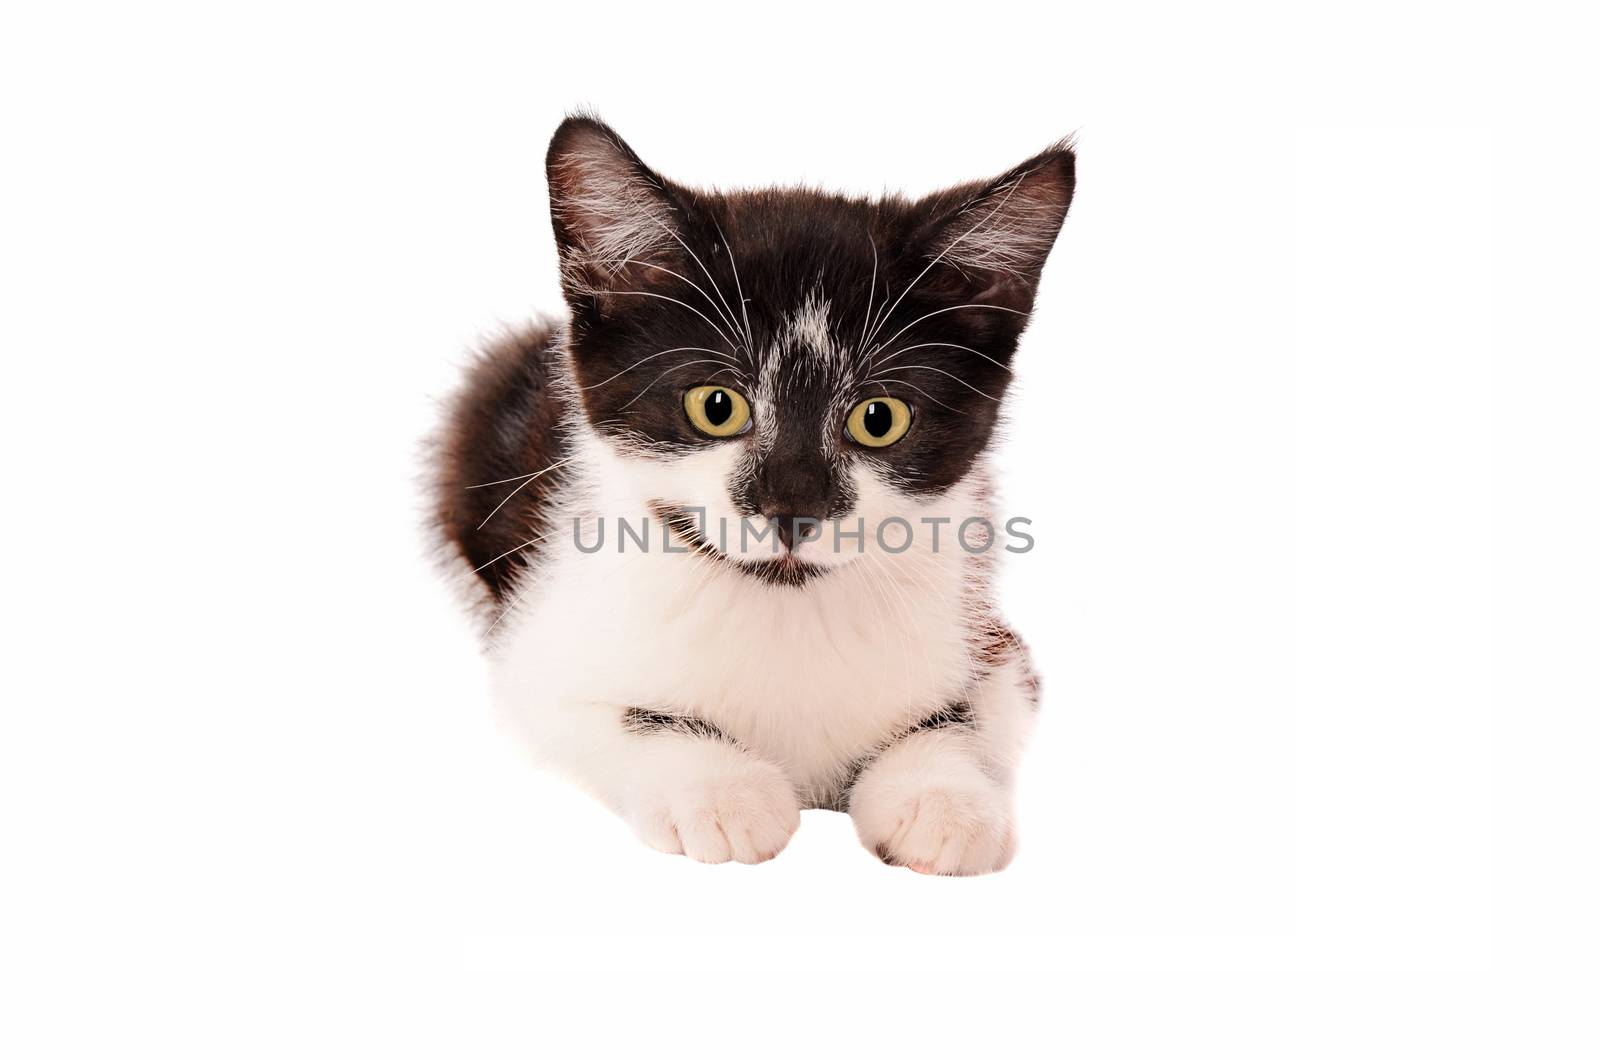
[{"x1": 490, "y1": 511, "x2": 980, "y2": 796}]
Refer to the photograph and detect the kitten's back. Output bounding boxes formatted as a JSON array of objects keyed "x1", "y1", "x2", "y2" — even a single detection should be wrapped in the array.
[{"x1": 430, "y1": 320, "x2": 571, "y2": 613}]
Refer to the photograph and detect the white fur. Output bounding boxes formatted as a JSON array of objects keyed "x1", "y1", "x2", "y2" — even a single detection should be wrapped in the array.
[
  {"x1": 621, "y1": 737, "x2": 800, "y2": 864},
  {"x1": 485, "y1": 324, "x2": 1036, "y2": 872},
  {"x1": 848, "y1": 727, "x2": 1015, "y2": 875},
  {"x1": 781, "y1": 290, "x2": 838, "y2": 370}
]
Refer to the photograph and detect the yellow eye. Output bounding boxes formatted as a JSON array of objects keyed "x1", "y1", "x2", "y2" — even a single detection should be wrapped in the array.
[
  {"x1": 846, "y1": 396, "x2": 913, "y2": 447},
  {"x1": 684, "y1": 385, "x2": 751, "y2": 438}
]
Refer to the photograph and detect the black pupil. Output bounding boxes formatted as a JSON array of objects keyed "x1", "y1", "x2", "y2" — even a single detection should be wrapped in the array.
[
  {"x1": 704, "y1": 390, "x2": 732, "y2": 426},
  {"x1": 863, "y1": 401, "x2": 893, "y2": 437}
]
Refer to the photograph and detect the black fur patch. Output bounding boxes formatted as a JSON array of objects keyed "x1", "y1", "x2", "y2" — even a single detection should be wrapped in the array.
[
  {"x1": 837, "y1": 701, "x2": 979, "y2": 810},
  {"x1": 429, "y1": 322, "x2": 571, "y2": 614},
  {"x1": 622, "y1": 707, "x2": 738, "y2": 746},
  {"x1": 907, "y1": 701, "x2": 976, "y2": 733},
  {"x1": 974, "y1": 621, "x2": 1042, "y2": 710}
]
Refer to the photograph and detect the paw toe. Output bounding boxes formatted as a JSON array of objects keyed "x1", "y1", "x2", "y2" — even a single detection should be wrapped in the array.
[
  {"x1": 629, "y1": 756, "x2": 800, "y2": 866},
  {"x1": 856, "y1": 783, "x2": 1012, "y2": 876},
  {"x1": 677, "y1": 812, "x2": 735, "y2": 863}
]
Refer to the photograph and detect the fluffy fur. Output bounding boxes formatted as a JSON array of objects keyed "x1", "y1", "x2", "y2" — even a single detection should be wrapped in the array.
[{"x1": 430, "y1": 115, "x2": 1073, "y2": 873}]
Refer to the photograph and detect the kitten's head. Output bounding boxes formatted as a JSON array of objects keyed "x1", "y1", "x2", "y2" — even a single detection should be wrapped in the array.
[{"x1": 547, "y1": 115, "x2": 1074, "y2": 583}]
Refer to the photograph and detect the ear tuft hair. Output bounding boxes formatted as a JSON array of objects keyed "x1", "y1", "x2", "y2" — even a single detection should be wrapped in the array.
[
  {"x1": 546, "y1": 116, "x2": 682, "y2": 297},
  {"x1": 919, "y1": 142, "x2": 1076, "y2": 295}
]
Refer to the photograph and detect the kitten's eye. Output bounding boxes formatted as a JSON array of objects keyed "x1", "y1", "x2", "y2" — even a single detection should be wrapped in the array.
[
  {"x1": 846, "y1": 397, "x2": 913, "y2": 448},
  {"x1": 684, "y1": 385, "x2": 752, "y2": 438}
]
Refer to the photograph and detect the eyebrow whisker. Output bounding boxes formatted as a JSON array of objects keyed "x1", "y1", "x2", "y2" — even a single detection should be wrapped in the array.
[
  {"x1": 869, "y1": 302, "x2": 1027, "y2": 361},
  {"x1": 655, "y1": 217, "x2": 752, "y2": 355},
  {"x1": 712, "y1": 219, "x2": 755, "y2": 352},
  {"x1": 861, "y1": 170, "x2": 1030, "y2": 352},
  {"x1": 871, "y1": 341, "x2": 1013, "y2": 375},
  {"x1": 859, "y1": 234, "x2": 879, "y2": 355},
  {"x1": 604, "y1": 290, "x2": 741, "y2": 353},
  {"x1": 868, "y1": 363, "x2": 1000, "y2": 402},
  {"x1": 618, "y1": 358, "x2": 735, "y2": 411},
  {"x1": 580, "y1": 347, "x2": 731, "y2": 390},
  {"x1": 595, "y1": 258, "x2": 746, "y2": 351},
  {"x1": 863, "y1": 377, "x2": 968, "y2": 416}
]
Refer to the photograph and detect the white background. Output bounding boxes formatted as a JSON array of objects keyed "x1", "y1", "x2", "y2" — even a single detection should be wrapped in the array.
[{"x1": 3, "y1": 1, "x2": 1596, "y2": 1055}]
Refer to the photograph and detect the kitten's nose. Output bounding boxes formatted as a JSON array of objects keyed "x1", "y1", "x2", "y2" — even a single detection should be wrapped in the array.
[
  {"x1": 755, "y1": 444, "x2": 837, "y2": 550},
  {"x1": 769, "y1": 512, "x2": 824, "y2": 553}
]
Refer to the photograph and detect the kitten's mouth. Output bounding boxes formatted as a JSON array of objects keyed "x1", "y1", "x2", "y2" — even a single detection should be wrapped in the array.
[{"x1": 649, "y1": 501, "x2": 833, "y2": 587}]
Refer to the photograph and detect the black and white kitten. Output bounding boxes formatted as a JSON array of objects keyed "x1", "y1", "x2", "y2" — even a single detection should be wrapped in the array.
[{"x1": 432, "y1": 116, "x2": 1074, "y2": 874}]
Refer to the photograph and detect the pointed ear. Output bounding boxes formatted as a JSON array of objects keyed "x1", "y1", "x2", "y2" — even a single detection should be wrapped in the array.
[
  {"x1": 545, "y1": 116, "x2": 687, "y2": 304},
  {"x1": 912, "y1": 142, "x2": 1076, "y2": 310}
]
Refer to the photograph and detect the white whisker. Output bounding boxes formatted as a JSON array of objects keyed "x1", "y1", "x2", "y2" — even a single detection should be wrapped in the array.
[
  {"x1": 618, "y1": 358, "x2": 730, "y2": 410},
  {"x1": 605, "y1": 290, "x2": 740, "y2": 352},
  {"x1": 465, "y1": 460, "x2": 571, "y2": 489},
  {"x1": 595, "y1": 259, "x2": 745, "y2": 348},
  {"x1": 869, "y1": 363, "x2": 999, "y2": 401},
  {"x1": 581, "y1": 346, "x2": 730, "y2": 390},
  {"x1": 713, "y1": 219, "x2": 755, "y2": 351},
  {"x1": 866, "y1": 377, "x2": 968, "y2": 415},
  {"x1": 862, "y1": 172, "x2": 1028, "y2": 352},
  {"x1": 472, "y1": 529, "x2": 557, "y2": 574},
  {"x1": 653, "y1": 219, "x2": 747, "y2": 352},
  {"x1": 859, "y1": 234, "x2": 879, "y2": 354},
  {"x1": 870, "y1": 303, "x2": 1026, "y2": 360},
  {"x1": 475, "y1": 458, "x2": 573, "y2": 530},
  {"x1": 871, "y1": 341, "x2": 1013, "y2": 374},
  {"x1": 485, "y1": 576, "x2": 537, "y2": 638}
]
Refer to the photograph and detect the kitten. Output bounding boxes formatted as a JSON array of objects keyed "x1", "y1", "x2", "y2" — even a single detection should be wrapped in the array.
[{"x1": 431, "y1": 115, "x2": 1073, "y2": 874}]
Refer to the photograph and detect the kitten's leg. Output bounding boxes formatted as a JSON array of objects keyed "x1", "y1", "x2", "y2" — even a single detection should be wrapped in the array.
[
  {"x1": 847, "y1": 643, "x2": 1039, "y2": 876},
  {"x1": 847, "y1": 721, "x2": 1014, "y2": 876},
  {"x1": 614, "y1": 710, "x2": 800, "y2": 864},
  {"x1": 502, "y1": 693, "x2": 801, "y2": 864}
]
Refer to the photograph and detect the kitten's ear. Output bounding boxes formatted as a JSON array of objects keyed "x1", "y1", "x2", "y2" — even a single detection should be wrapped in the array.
[
  {"x1": 546, "y1": 116, "x2": 686, "y2": 304},
  {"x1": 911, "y1": 142, "x2": 1076, "y2": 311}
]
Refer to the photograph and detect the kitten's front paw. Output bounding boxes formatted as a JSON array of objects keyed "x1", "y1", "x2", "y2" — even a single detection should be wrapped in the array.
[
  {"x1": 849, "y1": 736, "x2": 1014, "y2": 876},
  {"x1": 624, "y1": 743, "x2": 800, "y2": 865}
]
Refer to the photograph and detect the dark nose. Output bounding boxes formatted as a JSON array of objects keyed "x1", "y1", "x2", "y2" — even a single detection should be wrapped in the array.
[
  {"x1": 769, "y1": 513, "x2": 824, "y2": 552},
  {"x1": 756, "y1": 448, "x2": 836, "y2": 551}
]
